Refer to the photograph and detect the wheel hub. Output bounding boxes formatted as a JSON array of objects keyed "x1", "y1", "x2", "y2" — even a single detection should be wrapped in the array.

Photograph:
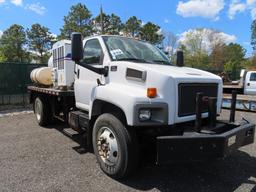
[
  {"x1": 35, "y1": 99, "x2": 42, "y2": 121},
  {"x1": 97, "y1": 127, "x2": 119, "y2": 166}
]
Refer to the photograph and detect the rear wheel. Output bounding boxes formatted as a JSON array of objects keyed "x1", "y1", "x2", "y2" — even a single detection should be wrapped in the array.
[
  {"x1": 92, "y1": 113, "x2": 138, "y2": 179},
  {"x1": 34, "y1": 97, "x2": 51, "y2": 126}
]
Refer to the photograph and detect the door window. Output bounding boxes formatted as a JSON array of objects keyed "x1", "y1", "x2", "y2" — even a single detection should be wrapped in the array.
[
  {"x1": 83, "y1": 39, "x2": 103, "y2": 65},
  {"x1": 250, "y1": 73, "x2": 256, "y2": 81}
]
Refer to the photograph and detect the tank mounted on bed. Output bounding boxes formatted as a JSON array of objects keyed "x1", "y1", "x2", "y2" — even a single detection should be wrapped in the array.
[{"x1": 31, "y1": 40, "x2": 75, "y2": 90}]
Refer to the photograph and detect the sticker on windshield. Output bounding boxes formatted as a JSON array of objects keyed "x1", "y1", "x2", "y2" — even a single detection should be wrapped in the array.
[{"x1": 110, "y1": 49, "x2": 124, "y2": 59}]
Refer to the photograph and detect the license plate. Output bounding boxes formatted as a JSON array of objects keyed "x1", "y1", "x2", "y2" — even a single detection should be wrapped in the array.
[{"x1": 228, "y1": 135, "x2": 237, "y2": 146}]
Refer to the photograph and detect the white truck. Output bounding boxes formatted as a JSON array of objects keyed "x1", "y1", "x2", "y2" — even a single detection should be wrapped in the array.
[
  {"x1": 28, "y1": 33, "x2": 255, "y2": 179},
  {"x1": 223, "y1": 69, "x2": 256, "y2": 95}
]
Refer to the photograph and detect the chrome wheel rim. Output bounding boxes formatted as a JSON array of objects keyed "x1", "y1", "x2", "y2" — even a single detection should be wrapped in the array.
[
  {"x1": 35, "y1": 99, "x2": 42, "y2": 122},
  {"x1": 97, "y1": 126, "x2": 119, "y2": 166}
]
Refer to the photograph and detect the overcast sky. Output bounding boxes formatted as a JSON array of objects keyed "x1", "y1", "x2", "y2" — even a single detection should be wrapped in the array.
[{"x1": 0, "y1": 0, "x2": 255, "y2": 56}]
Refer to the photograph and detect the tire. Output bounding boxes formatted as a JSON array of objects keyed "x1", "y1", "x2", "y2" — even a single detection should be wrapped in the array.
[
  {"x1": 92, "y1": 113, "x2": 138, "y2": 179},
  {"x1": 34, "y1": 96, "x2": 51, "y2": 126}
]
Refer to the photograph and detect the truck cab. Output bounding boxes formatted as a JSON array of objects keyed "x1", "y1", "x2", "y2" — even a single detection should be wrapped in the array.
[{"x1": 75, "y1": 35, "x2": 223, "y2": 126}]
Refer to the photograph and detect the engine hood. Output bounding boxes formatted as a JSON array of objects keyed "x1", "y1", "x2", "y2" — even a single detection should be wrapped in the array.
[
  {"x1": 141, "y1": 64, "x2": 221, "y2": 81},
  {"x1": 118, "y1": 61, "x2": 222, "y2": 83}
]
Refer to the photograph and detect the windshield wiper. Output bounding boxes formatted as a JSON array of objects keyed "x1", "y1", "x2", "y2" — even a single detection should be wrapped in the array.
[
  {"x1": 116, "y1": 58, "x2": 152, "y2": 63},
  {"x1": 152, "y1": 60, "x2": 172, "y2": 65}
]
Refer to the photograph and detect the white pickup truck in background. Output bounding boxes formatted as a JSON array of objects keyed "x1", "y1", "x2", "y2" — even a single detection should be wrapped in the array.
[
  {"x1": 242, "y1": 70, "x2": 256, "y2": 95},
  {"x1": 223, "y1": 69, "x2": 256, "y2": 95}
]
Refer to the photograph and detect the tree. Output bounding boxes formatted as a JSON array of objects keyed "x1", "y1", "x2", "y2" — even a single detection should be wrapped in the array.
[
  {"x1": 93, "y1": 12, "x2": 123, "y2": 35},
  {"x1": 27, "y1": 23, "x2": 55, "y2": 63},
  {"x1": 241, "y1": 58, "x2": 253, "y2": 69},
  {"x1": 0, "y1": 24, "x2": 30, "y2": 62},
  {"x1": 210, "y1": 43, "x2": 227, "y2": 71},
  {"x1": 163, "y1": 31, "x2": 178, "y2": 61},
  {"x1": 250, "y1": 54, "x2": 256, "y2": 69},
  {"x1": 179, "y1": 28, "x2": 209, "y2": 68},
  {"x1": 251, "y1": 20, "x2": 256, "y2": 50},
  {"x1": 123, "y1": 16, "x2": 141, "y2": 37},
  {"x1": 140, "y1": 22, "x2": 164, "y2": 45},
  {"x1": 178, "y1": 28, "x2": 236, "y2": 70},
  {"x1": 0, "y1": 48, "x2": 7, "y2": 62},
  {"x1": 59, "y1": 3, "x2": 93, "y2": 39},
  {"x1": 108, "y1": 14, "x2": 123, "y2": 35},
  {"x1": 93, "y1": 12, "x2": 110, "y2": 34},
  {"x1": 223, "y1": 43, "x2": 246, "y2": 79}
]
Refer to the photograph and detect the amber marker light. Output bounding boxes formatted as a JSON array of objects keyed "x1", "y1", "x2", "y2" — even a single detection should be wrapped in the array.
[{"x1": 147, "y1": 88, "x2": 157, "y2": 98}]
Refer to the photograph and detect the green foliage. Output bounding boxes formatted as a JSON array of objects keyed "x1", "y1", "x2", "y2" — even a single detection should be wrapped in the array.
[
  {"x1": 221, "y1": 43, "x2": 245, "y2": 79},
  {"x1": 225, "y1": 43, "x2": 245, "y2": 62},
  {"x1": 59, "y1": 3, "x2": 93, "y2": 39},
  {"x1": 184, "y1": 49, "x2": 211, "y2": 69},
  {"x1": 108, "y1": 14, "x2": 123, "y2": 35},
  {"x1": 0, "y1": 54, "x2": 7, "y2": 62},
  {"x1": 123, "y1": 16, "x2": 141, "y2": 37},
  {"x1": 27, "y1": 23, "x2": 55, "y2": 63},
  {"x1": 0, "y1": 24, "x2": 30, "y2": 63},
  {"x1": 210, "y1": 43, "x2": 226, "y2": 71},
  {"x1": 140, "y1": 22, "x2": 164, "y2": 45},
  {"x1": 93, "y1": 12, "x2": 123, "y2": 35},
  {"x1": 93, "y1": 12, "x2": 110, "y2": 34},
  {"x1": 251, "y1": 20, "x2": 256, "y2": 50},
  {"x1": 241, "y1": 54, "x2": 256, "y2": 70},
  {"x1": 241, "y1": 58, "x2": 252, "y2": 69},
  {"x1": 250, "y1": 54, "x2": 256, "y2": 69},
  {"x1": 0, "y1": 47, "x2": 7, "y2": 62}
]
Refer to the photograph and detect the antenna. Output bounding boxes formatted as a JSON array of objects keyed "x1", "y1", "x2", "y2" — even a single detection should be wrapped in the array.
[{"x1": 100, "y1": 5, "x2": 104, "y2": 34}]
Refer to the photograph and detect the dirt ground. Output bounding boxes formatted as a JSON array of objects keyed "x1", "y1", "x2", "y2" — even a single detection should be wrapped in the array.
[{"x1": 0, "y1": 110, "x2": 255, "y2": 192}]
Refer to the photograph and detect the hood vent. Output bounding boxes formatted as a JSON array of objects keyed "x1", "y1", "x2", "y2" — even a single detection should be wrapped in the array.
[{"x1": 126, "y1": 68, "x2": 147, "y2": 82}]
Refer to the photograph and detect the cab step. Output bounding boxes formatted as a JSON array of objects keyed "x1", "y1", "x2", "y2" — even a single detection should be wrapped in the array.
[
  {"x1": 68, "y1": 111, "x2": 90, "y2": 133},
  {"x1": 62, "y1": 128, "x2": 80, "y2": 137}
]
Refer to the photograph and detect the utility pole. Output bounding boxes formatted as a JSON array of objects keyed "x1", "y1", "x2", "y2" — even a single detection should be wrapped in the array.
[{"x1": 100, "y1": 5, "x2": 104, "y2": 34}]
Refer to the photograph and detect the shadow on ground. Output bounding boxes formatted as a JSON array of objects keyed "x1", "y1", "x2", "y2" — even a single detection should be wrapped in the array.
[
  {"x1": 44, "y1": 123, "x2": 256, "y2": 192},
  {"x1": 121, "y1": 151, "x2": 256, "y2": 192}
]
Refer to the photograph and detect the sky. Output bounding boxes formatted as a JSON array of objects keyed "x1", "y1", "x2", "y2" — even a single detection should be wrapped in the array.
[{"x1": 0, "y1": 0, "x2": 255, "y2": 56}]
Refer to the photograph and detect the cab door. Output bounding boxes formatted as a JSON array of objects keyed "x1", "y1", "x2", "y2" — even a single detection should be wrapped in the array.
[
  {"x1": 74, "y1": 38, "x2": 105, "y2": 111},
  {"x1": 244, "y1": 71, "x2": 256, "y2": 95}
]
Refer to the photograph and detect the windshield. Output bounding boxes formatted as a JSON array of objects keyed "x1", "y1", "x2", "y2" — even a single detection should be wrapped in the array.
[{"x1": 103, "y1": 36, "x2": 172, "y2": 65}]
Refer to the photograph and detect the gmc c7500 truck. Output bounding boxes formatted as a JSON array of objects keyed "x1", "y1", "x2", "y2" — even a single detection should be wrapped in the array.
[{"x1": 28, "y1": 33, "x2": 255, "y2": 179}]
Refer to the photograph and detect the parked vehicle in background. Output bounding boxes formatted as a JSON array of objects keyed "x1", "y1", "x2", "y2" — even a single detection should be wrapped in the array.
[{"x1": 223, "y1": 69, "x2": 256, "y2": 95}]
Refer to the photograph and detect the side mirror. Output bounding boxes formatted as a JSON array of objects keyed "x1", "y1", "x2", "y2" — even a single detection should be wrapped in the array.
[
  {"x1": 71, "y1": 32, "x2": 83, "y2": 63},
  {"x1": 176, "y1": 50, "x2": 184, "y2": 67}
]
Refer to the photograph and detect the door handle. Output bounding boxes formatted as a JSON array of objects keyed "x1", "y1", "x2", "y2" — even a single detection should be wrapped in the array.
[
  {"x1": 77, "y1": 69, "x2": 80, "y2": 79},
  {"x1": 247, "y1": 83, "x2": 250, "y2": 86}
]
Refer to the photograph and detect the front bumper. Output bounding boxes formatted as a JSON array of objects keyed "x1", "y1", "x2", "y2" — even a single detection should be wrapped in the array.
[{"x1": 156, "y1": 122, "x2": 255, "y2": 164}]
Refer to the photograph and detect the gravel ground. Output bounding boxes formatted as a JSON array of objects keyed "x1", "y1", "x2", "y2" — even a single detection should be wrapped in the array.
[{"x1": 0, "y1": 110, "x2": 255, "y2": 192}]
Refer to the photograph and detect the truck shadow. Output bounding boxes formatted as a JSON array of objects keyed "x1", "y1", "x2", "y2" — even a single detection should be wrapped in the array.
[
  {"x1": 44, "y1": 122, "x2": 88, "y2": 154},
  {"x1": 121, "y1": 150, "x2": 256, "y2": 192},
  {"x1": 45, "y1": 123, "x2": 256, "y2": 192}
]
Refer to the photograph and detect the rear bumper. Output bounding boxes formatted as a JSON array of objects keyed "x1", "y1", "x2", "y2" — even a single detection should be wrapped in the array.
[{"x1": 156, "y1": 122, "x2": 255, "y2": 164}]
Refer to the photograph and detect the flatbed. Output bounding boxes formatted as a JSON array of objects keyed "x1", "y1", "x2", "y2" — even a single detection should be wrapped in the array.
[
  {"x1": 222, "y1": 93, "x2": 256, "y2": 112},
  {"x1": 27, "y1": 86, "x2": 74, "y2": 96},
  {"x1": 28, "y1": 85, "x2": 75, "y2": 122},
  {"x1": 223, "y1": 85, "x2": 243, "y2": 94}
]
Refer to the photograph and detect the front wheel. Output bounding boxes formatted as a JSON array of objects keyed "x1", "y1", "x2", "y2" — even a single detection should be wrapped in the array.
[{"x1": 92, "y1": 113, "x2": 138, "y2": 179}]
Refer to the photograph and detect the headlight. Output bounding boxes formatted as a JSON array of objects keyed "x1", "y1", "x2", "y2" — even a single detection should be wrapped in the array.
[{"x1": 139, "y1": 109, "x2": 151, "y2": 121}]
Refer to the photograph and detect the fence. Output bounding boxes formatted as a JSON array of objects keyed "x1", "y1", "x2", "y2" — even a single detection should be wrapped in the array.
[
  {"x1": 0, "y1": 62, "x2": 46, "y2": 105},
  {"x1": 0, "y1": 62, "x2": 242, "y2": 106}
]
